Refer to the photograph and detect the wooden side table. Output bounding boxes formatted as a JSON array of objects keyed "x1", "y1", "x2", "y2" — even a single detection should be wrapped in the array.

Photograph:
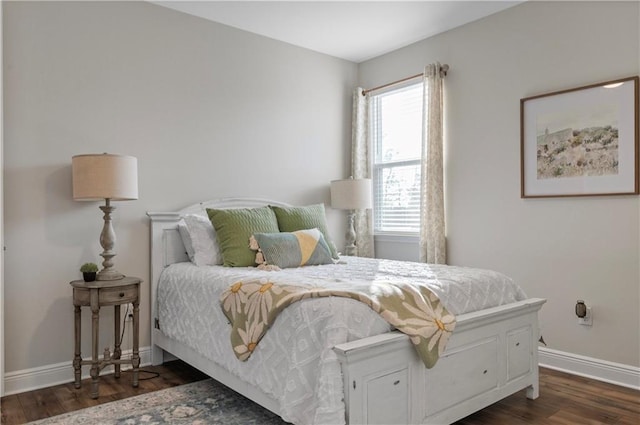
[{"x1": 70, "y1": 276, "x2": 141, "y2": 399}]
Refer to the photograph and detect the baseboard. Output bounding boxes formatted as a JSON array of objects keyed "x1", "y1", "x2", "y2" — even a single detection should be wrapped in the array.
[
  {"x1": 3, "y1": 346, "x2": 152, "y2": 396},
  {"x1": 539, "y1": 347, "x2": 640, "y2": 390}
]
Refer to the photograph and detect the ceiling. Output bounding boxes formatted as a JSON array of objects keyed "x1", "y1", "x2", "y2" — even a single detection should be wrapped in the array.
[{"x1": 151, "y1": 1, "x2": 523, "y2": 63}]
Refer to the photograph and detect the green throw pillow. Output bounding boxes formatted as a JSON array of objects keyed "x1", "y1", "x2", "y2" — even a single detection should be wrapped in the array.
[
  {"x1": 270, "y1": 204, "x2": 338, "y2": 259},
  {"x1": 207, "y1": 207, "x2": 279, "y2": 267},
  {"x1": 250, "y1": 228, "x2": 334, "y2": 269}
]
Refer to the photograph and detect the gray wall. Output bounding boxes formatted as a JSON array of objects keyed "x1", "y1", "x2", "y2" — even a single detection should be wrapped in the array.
[
  {"x1": 362, "y1": 1, "x2": 639, "y2": 367},
  {"x1": 3, "y1": 1, "x2": 356, "y2": 373}
]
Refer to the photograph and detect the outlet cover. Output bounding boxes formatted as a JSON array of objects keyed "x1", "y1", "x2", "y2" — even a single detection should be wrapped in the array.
[{"x1": 578, "y1": 307, "x2": 593, "y2": 326}]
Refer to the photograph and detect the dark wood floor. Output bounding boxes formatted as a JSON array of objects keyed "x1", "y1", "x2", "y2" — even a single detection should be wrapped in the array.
[
  {"x1": 0, "y1": 361, "x2": 209, "y2": 424},
  {"x1": 456, "y1": 368, "x2": 639, "y2": 425},
  {"x1": 1, "y1": 362, "x2": 638, "y2": 424}
]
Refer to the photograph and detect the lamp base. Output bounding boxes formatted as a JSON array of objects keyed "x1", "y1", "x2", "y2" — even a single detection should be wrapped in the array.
[
  {"x1": 344, "y1": 243, "x2": 357, "y2": 257},
  {"x1": 344, "y1": 211, "x2": 358, "y2": 257},
  {"x1": 97, "y1": 269, "x2": 124, "y2": 281},
  {"x1": 97, "y1": 200, "x2": 124, "y2": 281}
]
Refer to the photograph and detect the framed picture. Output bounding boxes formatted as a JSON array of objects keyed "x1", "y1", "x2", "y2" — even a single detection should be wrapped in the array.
[{"x1": 520, "y1": 76, "x2": 638, "y2": 198}]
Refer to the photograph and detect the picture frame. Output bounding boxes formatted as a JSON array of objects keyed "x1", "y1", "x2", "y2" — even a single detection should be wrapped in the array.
[{"x1": 520, "y1": 76, "x2": 639, "y2": 198}]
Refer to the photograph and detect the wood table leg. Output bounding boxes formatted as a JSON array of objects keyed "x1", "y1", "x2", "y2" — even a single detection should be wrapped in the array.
[
  {"x1": 113, "y1": 304, "x2": 121, "y2": 379},
  {"x1": 90, "y1": 290, "x2": 100, "y2": 399},
  {"x1": 131, "y1": 298, "x2": 140, "y2": 387},
  {"x1": 73, "y1": 304, "x2": 82, "y2": 389}
]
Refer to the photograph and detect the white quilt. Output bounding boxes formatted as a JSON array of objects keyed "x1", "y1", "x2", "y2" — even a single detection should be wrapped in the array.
[{"x1": 157, "y1": 256, "x2": 527, "y2": 425}]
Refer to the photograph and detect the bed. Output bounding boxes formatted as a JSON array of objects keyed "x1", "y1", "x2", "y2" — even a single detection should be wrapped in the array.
[{"x1": 147, "y1": 198, "x2": 545, "y2": 425}]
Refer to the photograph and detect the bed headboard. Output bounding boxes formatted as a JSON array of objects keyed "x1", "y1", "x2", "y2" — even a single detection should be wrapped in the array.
[{"x1": 146, "y1": 198, "x2": 291, "y2": 341}]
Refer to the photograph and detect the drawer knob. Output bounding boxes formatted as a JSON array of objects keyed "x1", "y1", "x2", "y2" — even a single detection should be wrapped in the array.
[
  {"x1": 119, "y1": 292, "x2": 125, "y2": 297},
  {"x1": 516, "y1": 342, "x2": 520, "y2": 347},
  {"x1": 483, "y1": 369, "x2": 488, "y2": 374},
  {"x1": 393, "y1": 380, "x2": 400, "y2": 385}
]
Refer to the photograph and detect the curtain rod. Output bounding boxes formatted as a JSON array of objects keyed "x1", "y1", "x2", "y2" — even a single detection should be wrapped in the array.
[{"x1": 361, "y1": 64, "x2": 449, "y2": 96}]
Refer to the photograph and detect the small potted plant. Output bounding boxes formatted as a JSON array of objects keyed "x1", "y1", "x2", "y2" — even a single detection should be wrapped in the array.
[{"x1": 80, "y1": 262, "x2": 99, "y2": 282}]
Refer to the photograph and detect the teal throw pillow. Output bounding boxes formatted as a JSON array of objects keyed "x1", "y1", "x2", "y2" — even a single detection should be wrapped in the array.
[{"x1": 250, "y1": 228, "x2": 333, "y2": 269}]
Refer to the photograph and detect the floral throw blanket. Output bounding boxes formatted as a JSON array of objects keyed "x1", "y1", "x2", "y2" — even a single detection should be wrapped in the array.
[{"x1": 220, "y1": 277, "x2": 456, "y2": 368}]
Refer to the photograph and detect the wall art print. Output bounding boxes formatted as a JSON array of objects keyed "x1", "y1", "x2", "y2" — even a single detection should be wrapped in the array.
[{"x1": 520, "y1": 76, "x2": 638, "y2": 198}]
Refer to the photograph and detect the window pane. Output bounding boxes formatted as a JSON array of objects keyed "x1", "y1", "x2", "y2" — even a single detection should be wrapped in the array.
[
  {"x1": 374, "y1": 163, "x2": 421, "y2": 233},
  {"x1": 373, "y1": 84, "x2": 423, "y2": 163}
]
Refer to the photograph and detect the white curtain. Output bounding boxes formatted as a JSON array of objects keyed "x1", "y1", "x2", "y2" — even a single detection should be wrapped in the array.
[
  {"x1": 419, "y1": 63, "x2": 446, "y2": 264},
  {"x1": 351, "y1": 88, "x2": 375, "y2": 258}
]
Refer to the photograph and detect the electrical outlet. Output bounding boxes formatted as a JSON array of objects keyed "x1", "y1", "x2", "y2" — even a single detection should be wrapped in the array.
[{"x1": 578, "y1": 307, "x2": 593, "y2": 326}]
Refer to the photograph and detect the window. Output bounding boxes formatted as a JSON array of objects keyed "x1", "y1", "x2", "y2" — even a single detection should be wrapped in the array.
[{"x1": 370, "y1": 79, "x2": 424, "y2": 234}]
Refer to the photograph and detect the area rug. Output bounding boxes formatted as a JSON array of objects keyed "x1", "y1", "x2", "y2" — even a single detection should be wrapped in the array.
[{"x1": 28, "y1": 379, "x2": 289, "y2": 424}]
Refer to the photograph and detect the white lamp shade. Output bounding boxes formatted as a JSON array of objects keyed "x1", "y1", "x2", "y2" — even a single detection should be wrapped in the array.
[
  {"x1": 330, "y1": 178, "x2": 373, "y2": 210},
  {"x1": 72, "y1": 153, "x2": 138, "y2": 201}
]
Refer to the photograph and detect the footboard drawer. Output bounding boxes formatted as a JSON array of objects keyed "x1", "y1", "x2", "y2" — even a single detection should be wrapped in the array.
[
  {"x1": 366, "y1": 368, "x2": 409, "y2": 424},
  {"x1": 424, "y1": 338, "x2": 498, "y2": 416}
]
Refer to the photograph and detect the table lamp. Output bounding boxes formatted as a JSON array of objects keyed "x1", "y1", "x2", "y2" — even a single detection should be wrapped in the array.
[
  {"x1": 72, "y1": 153, "x2": 138, "y2": 281},
  {"x1": 330, "y1": 178, "x2": 372, "y2": 256}
]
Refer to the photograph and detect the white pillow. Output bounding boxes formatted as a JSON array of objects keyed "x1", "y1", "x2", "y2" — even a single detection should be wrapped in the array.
[
  {"x1": 183, "y1": 214, "x2": 223, "y2": 266},
  {"x1": 177, "y1": 219, "x2": 195, "y2": 261}
]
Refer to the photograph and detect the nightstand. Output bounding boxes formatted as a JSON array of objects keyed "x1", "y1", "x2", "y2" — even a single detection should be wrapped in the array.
[{"x1": 70, "y1": 276, "x2": 141, "y2": 399}]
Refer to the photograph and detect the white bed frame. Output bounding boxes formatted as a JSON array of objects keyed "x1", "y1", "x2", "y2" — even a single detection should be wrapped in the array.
[{"x1": 147, "y1": 198, "x2": 546, "y2": 425}]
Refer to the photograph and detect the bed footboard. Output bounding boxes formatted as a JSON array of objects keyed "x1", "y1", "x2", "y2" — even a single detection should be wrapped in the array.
[{"x1": 334, "y1": 298, "x2": 545, "y2": 425}]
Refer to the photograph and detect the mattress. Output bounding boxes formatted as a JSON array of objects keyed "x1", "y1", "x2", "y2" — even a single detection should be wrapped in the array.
[{"x1": 157, "y1": 256, "x2": 527, "y2": 425}]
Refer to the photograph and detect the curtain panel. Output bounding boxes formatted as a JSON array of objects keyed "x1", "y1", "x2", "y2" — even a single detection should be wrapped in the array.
[
  {"x1": 351, "y1": 88, "x2": 375, "y2": 258},
  {"x1": 419, "y1": 63, "x2": 446, "y2": 264}
]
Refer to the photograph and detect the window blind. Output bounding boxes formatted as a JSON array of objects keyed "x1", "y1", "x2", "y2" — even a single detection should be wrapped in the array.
[{"x1": 370, "y1": 80, "x2": 424, "y2": 234}]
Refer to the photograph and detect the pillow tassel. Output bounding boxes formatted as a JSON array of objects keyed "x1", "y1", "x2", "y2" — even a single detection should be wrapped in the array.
[{"x1": 249, "y1": 235, "x2": 260, "y2": 251}]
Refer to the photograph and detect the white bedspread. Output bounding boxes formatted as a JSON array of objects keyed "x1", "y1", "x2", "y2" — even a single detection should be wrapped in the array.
[{"x1": 157, "y1": 256, "x2": 527, "y2": 425}]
